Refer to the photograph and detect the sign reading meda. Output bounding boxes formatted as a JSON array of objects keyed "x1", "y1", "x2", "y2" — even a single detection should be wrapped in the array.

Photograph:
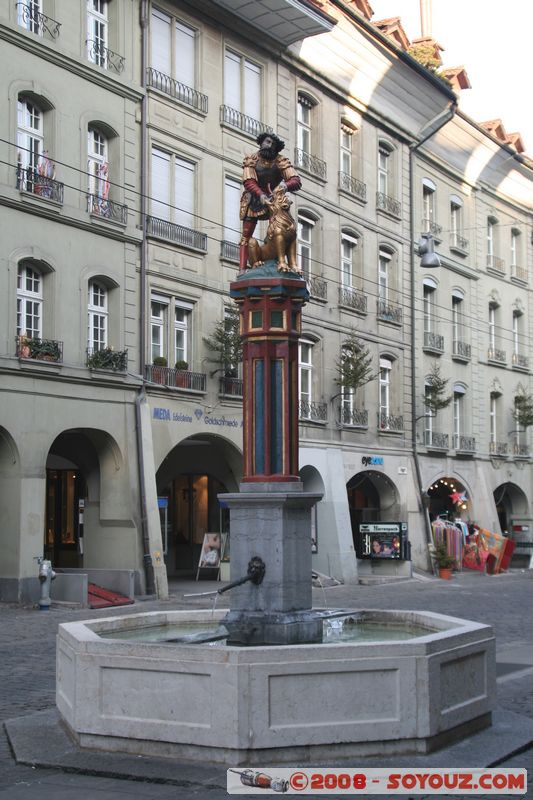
[{"x1": 152, "y1": 407, "x2": 242, "y2": 427}]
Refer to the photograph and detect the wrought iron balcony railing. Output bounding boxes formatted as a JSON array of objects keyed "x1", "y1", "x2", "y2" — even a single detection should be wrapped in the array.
[
  {"x1": 86, "y1": 347, "x2": 127, "y2": 372},
  {"x1": 453, "y1": 434, "x2": 475, "y2": 453},
  {"x1": 376, "y1": 191, "x2": 401, "y2": 217},
  {"x1": 378, "y1": 412, "x2": 403, "y2": 432},
  {"x1": 423, "y1": 330, "x2": 444, "y2": 352},
  {"x1": 424, "y1": 430, "x2": 449, "y2": 449},
  {"x1": 307, "y1": 274, "x2": 327, "y2": 301},
  {"x1": 512, "y1": 352, "x2": 529, "y2": 371},
  {"x1": 220, "y1": 240, "x2": 239, "y2": 263},
  {"x1": 147, "y1": 68, "x2": 208, "y2": 113},
  {"x1": 16, "y1": 2, "x2": 61, "y2": 37},
  {"x1": 488, "y1": 347, "x2": 506, "y2": 365},
  {"x1": 16, "y1": 335, "x2": 63, "y2": 362},
  {"x1": 511, "y1": 264, "x2": 528, "y2": 283},
  {"x1": 486, "y1": 254, "x2": 505, "y2": 273},
  {"x1": 87, "y1": 194, "x2": 128, "y2": 225},
  {"x1": 450, "y1": 232, "x2": 468, "y2": 252},
  {"x1": 513, "y1": 443, "x2": 530, "y2": 458},
  {"x1": 340, "y1": 406, "x2": 368, "y2": 428},
  {"x1": 452, "y1": 340, "x2": 471, "y2": 360},
  {"x1": 16, "y1": 166, "x2": 64, "y2": 203},
  {"x1": 377, "y1": 299, "x2": 402, "y2": 325},
  {"x1": 299, "y1": 398, "x2": 327, "y2": 422},
  {"x1": 86, "y1": 39, "x2": 125, "y2": 73},
  {"x1": 220, "y1": 105, "x2": 272, "y2": 138},
  {"x1": 219, "y1": 376, "x2": 243, "y2": 397},
  {"x1": 489, "y1": 441, "x2": 508, "y2": 457},
  {"x1": 421, "y1": 218, "x2": 442, "y2": 238},
  {"x1": 146, "y1": 364, "x2": 207, "y2": 392},
  {"x1": 338, "y1": 171, "x2": 366, "y2": 201},
  {"x1": 146, "y1": 216, "x2": 207, "y2": 251},
  {"x1": 294, "y1": 148, "x2": 327, "y2": 180},
  {"x1": 338, "y1": 286, "x2": 367, "y2": 314}
]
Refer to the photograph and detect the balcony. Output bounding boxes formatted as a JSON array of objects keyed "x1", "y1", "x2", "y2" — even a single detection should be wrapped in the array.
[
  {"x1": 338, "y1": 171, "x2": 366, "y2": 202},
  {"x1": 220, "y1": 106, "x2": 272, "y2": 138},
  {"x1": 146, "y1": 68, "x2": 208, "y2": 113},
  {"x1": 450, "y1": 232, "x2": 468, "y2": 254},
  {"x1": 513, "y1": 443, "x2": 530, "y2": 459},
  {"x1": 340, "y1": 406, "x2": 368, "y2": 428},
  {"x1": 376, "y1": 191, "x2": 401, "y2": 217},
  {"x1": 87, "y1": 194, "x2": 128, "y2": 225},
  {"x1": 16, "y1": 2, "x2": 61, "y2": 38},
  {"x1": 512, "y1": 352, "x2": 529, "y2": 371},
  {"x1": 299, "y1": 399, "x2": 327, "y2": 423},
  {"x1": 377, "y1": 299, "x2": 402, "y2": 325},
  {"x1": 146, "y1": 216, "x2": 207, "y2": 252},
  {"x1": 421, "y1": 218, "x2": 442, "y2": 240},
  {"x1": 207, "y1": 0, "x2": 335, "y2": 46},
  {"x1": 453, "y1": 434, "x2": 476, "y2": 454},
  {"x1": 294, "y1": 148, "x2": 327, "y2": 181},
  {"x1": 338, "y1": 286, "x2": 367, "y2": 314},
  {"x1": 424, "y1": 430, "x2": 449, "y2": 450},
  {"x1": 16, "y1": 166, "x2": 64, "y2": 203},
  {"x1": 452, "y1": 340, "x2": 471, "y2": 361},
  {"x1": 488, "y1": 347, "x2": 506, "y2": 365},
  {"x1": 378, "y1": 412, "x2": 403, "y2": 432},
  {"x1": 511, "y1": 264, "x2": 528, "y2": 283},
  {"x1": 16, "y1": 335, "x2": 62, "y2": 363},
  {"x1": 219, "y1": 376, "x2": 243, "y2": 397},
  {"x1": 489, "y1": 441, "x2": 508, "y2": 457},
  {"x1": 86, "y1": 40, "x2": 125, "y2": 73},
  {"x1": 307, "y1": 274, "x2": 327, "y2": 301},
  {"x1": 486, "y1": 254, "x2": 505, "y2": 275},
  {"x1": 423, "y1": 330, "x2": 444, "y2": 354},
  {"x1": 146, "y1": 364, "x2": 206, "y2": 392},
  {"x1": 86, "y1": 347, "x2": 127, "y2": 372},
  {"x1": 220, "y1": 240, "x2": 239, "y2": 264}
]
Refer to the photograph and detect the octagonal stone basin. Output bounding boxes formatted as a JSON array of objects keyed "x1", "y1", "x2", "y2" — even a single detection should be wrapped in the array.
[{"x1": 57, "y1": 608, "x2": 495, "y2": 764}]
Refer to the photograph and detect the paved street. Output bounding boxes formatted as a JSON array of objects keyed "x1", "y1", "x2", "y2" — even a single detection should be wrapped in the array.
[{"x1": 1, "y1": 569, "x2": 532, "y2": 799}]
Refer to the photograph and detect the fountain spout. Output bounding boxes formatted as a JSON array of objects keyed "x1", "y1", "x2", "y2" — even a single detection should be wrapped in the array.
[{"x1": 217, "y1": 556, "x2": 265, "y2": 594}]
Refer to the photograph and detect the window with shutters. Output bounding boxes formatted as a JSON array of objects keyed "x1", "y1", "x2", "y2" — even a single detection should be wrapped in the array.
[
  {"x1": 221, "y1": 49, "x2": 268, "y2": 136},
  {"x1": 149, "y1": 9, "x2": 206, "y2": 111},
  {"x1": 149, "y1": 147, "x2": 206, "y2": 249}
]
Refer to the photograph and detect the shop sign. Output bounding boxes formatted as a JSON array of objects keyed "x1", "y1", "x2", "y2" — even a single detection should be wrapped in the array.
[
  {"x1": 362, "y1": 455, "x2": 384, "y2": 466},
  {"x1": 356, "y1": 522, "x2": 409, "y2": 560},
  {"x1": 152, "y1": 406, "x2": 242, "y2": 427}
]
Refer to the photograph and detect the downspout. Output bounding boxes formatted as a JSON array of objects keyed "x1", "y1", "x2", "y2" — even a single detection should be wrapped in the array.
[
  {"x1": 137, "y1": 0, "x2": 155, "y2": 595},
  {"x1": 409, "y1": 100, "x2": 458, "y2": 570}
]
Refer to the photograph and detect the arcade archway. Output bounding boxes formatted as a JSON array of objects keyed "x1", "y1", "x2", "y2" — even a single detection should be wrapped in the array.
[
  {"x1": 346, "y1": 470, "x2": 400, "y2": 547},
  {"x1": 493, "y1": 482, "x2": 529, "y2": 534},
  {"x1": 426, "y1": 476, "x2": 469, "y2": 522}
]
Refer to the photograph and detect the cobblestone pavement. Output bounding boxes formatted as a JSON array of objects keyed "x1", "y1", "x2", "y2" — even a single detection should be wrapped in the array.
[{"x1": 1, "y1": 569, "x2": 532, "y2": 798}]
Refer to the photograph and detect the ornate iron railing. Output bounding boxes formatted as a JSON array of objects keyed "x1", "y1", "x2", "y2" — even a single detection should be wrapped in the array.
[
  {"x1": 512, "y1": 352, "x2": 529, "y2": 370},
  {"x1": 424, "y1": 430, "x2": 449, "y2": 449},
  {"x1": 299, "y1": 399, "x2": 327, "y2": 422},
  {"x1": 453, "y1": 434, "x2": 475, "y2": 453},
  {"x1": 340, "y1": 406, "x2": 368, "y2": 428},
  {"x1": 421, "y1": 218, "x2": 442, "y2": 238},
  {"x1": 146, "y1": 216, "x2": 207, "y2": 251},
  {"x1": 489, "y1": 441, "x2": 508, "y2": 457},
  {"x1": 16, "y1": 166, "x2": 64, "y2": 203},
  {"x1": 376, "y1": 191, "x2": 401, "y2": 216},
  {"x1": 220, "y1": 240, "x2": 239, "y2": 263},
  {"x1": 86, "y1": 347, "x2": 127, "y2": 371},
  {"x1": 377, "y1": 299, "x2": 402, "y2": 324},
  {"x1": 219, "y1": 376, "x2": 243, "y2": 397},
  {"x1": 450, "y1": 232, "x2": 468, "y2": 251},
  {"x1": 87, "y1": 194, "x2": 128, "y2": 224},
  {"x1": 338, "y1": 286, "x2": 367, "y2": 313},
  {"x1": 378, "y1": 412, "x2": 403, "y2": 432},
  {"x1": 16, "y1": 2, "x2": 61, "y2": 37},
  {"x1": 511, "y1": 264, "x2": 528, "y2": 282},
  {"x1": 488, "y1": 347, "x2": 506, "y2": 364},
  {"x1": 513, "y1": 443, "x2": 530, "y2": 458},
  {"x1": 294, "y1": 148, "x2": 327, "y2": 180},
  {"x1": 16, "y1": 335, "x2": 62, "y2": 362},
  {"x1": 146, "y1": 364, "x2": 206, "y2": 391},
  {"x1": 453, "y1": 340, "x2": 471, "y2": 360},
  {"x1": 146, "y1": 68, "x2": 208, "y2": 113},
  {"x1": 219, "y1": 106, "x2": 272, "y2": 138},
  {"x1": 423, "y1": 331, "x2": 444, "y2": 352},
  {"x1": 307, "y1": 275, "x2": 327, "y2": 301},
  {"x1": 86, "y1": 39, "x2": 125, "y2": 73},
  {"x1": 338, "y1": 171, "x2": 366, "y2": 201},
  {"x1": 487, "y1": 254, "x2": 505, "y2": 273}
]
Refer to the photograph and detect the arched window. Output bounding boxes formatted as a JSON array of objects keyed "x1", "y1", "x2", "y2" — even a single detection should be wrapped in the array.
[
  {"x1": 87, "y1": 0, "x2": 108, "y2": 68},
  {"x1": 379, "y1": 356, "x2": 392, "y2": 426},
  {"x1": 297, "y1": 211, "x2": 316, "y2": 277},
  {"x1": 17, "y1": 96, "x2": 43, "y2": 185},
  {"x1": 88, "y1": 280, "x2": 108, "y2": 351},
  {"x1": 341, "y1": 231, "x2": 358, "y2": 288},
  {"x1": 87, "y1": 127, "x2": 109, "y2": 214},
  {"x1": 299, "y1": 339, "x2": 314, "y2": 418},
  {"x1": 17, "y1": 262, "x2": 43, "y2": 338}
]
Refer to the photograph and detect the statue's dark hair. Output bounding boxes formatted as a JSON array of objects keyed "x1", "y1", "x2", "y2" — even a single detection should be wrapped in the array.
[{"x1": 256, "y1": 132, "x2": 285, "y2": 154}]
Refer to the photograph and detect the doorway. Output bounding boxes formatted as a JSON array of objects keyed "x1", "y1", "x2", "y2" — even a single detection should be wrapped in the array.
[{"x1": 44, "y1": 468, "x2": 85, "y2": 567}]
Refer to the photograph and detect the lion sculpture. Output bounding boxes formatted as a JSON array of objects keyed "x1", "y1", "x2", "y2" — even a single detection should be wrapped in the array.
[{"x1": 247, "y1": 186, "x2": 301, "y2": 273}]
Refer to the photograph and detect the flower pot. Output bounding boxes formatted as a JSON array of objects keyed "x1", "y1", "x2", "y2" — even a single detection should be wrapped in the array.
[
  {"x1": 438, "y1": 567, "x2": 453, "y2": 580},
  {"x1": 175, "y1": 371, "x2": 189, "y2": 388}
]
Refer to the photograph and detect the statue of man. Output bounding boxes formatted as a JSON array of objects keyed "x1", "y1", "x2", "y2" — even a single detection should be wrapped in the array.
[{"x1": 239, "y1": 133, "x2": 301, "y2": 271}]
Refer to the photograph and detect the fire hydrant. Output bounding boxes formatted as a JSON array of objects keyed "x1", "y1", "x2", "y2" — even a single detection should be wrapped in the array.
[{"x1": 36, "y1": 557, "x2": 56, "y2": 611}]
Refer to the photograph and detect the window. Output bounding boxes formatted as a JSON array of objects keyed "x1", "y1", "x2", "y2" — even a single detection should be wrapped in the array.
[
  {"x1": 151, "y1": 9, "x2": 195, "y2": 87},
  {"x1": 151, "y1": 147, "x2": 195, "y2": 228},
  {"x1": 422, "y1": 179, "x2": 436, "y2": 225},
  {"x1": 150, "y1": 295, "x2": 193, "y2": 366},
  {"x1": 340, "y1": 125, "x2": 353, "y2": 176},
  {"x1": 341, "y1": 233, "x2": 358, "y2": 287},
  {"x1": 379, "y1": 357, "x2": 391, "y2": 423},
  {"x1": 488, "y1": 303, "x2": 498, "y2": 353},
  {"x1": 487, "y1": 219, "x2": 494, "y2": 259},
  {"x1": 18, "y1": 0, "x2": 42, "y2": 35},
  {"x1": 512, "y1": 310, "x2": 523, "y2": 358},
  {"x1": 87, "y1": 0, "x2": 108, "y2": 67},
  {"x1": 87, "y1": 281, "x2": 108, "y2": 351},
  {"x1": 297, "y1": 94, "x2": 313, "y2": 155},
  {"x1": 224, "y1": 49, "x2": 261, "y2": 121},
  {"x1": 87, "y1": 127, "x2": 109, "y2": 203},
  {"x1": 17, "y1": 97, "x2": 43, "y2": 177},
  {"x1": 150, "y1": 299, "x2": 166, "y2": 362},
  {"x1": 297, "y1": 213, "x2": 315, "y2": 277},
  {"x1": 17, "y1": 263, "x2": 42, "y2": 338},
  {"x1": 423, "y1": 279, "x2": 436, "y2": 334},
  {"x1": 424, "y1": 383, "x2": 434, "y2": 441},
  {"x1": 223, "y1": 176, "x2": 241, "y2": 245},
  {"x1": 511, "y1": 231, "x2": 518, "y2": 268},
  {"x1": 489, "y1": 393, "x2": 498, "y2": 444},
  {"x1": 299, "y1": 340, "x2": 313, "y2": 417},
  {"x1": 378, "y1": 145, "x2": 390, "y2": 195},
  {"x1": 453, "y1": 387, "x2": 464, "y2": 437},
  {"x1": 174, "y1": 303, "x2": 190, "y2": 365},
  {"x1": 378, "y1": 248, "x2": 391, "y2": 301}
]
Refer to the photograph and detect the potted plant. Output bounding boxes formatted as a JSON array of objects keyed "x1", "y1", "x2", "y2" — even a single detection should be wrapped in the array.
[
  {"x1": 152, "y1": 355, "x2": 168, "y2": 385},
  {"x1": 434, "y1": 542, "x2": 456, "y2": 579},
  {"x1": 174, "y1": 360, "x2": 189, "y2": 388}
]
